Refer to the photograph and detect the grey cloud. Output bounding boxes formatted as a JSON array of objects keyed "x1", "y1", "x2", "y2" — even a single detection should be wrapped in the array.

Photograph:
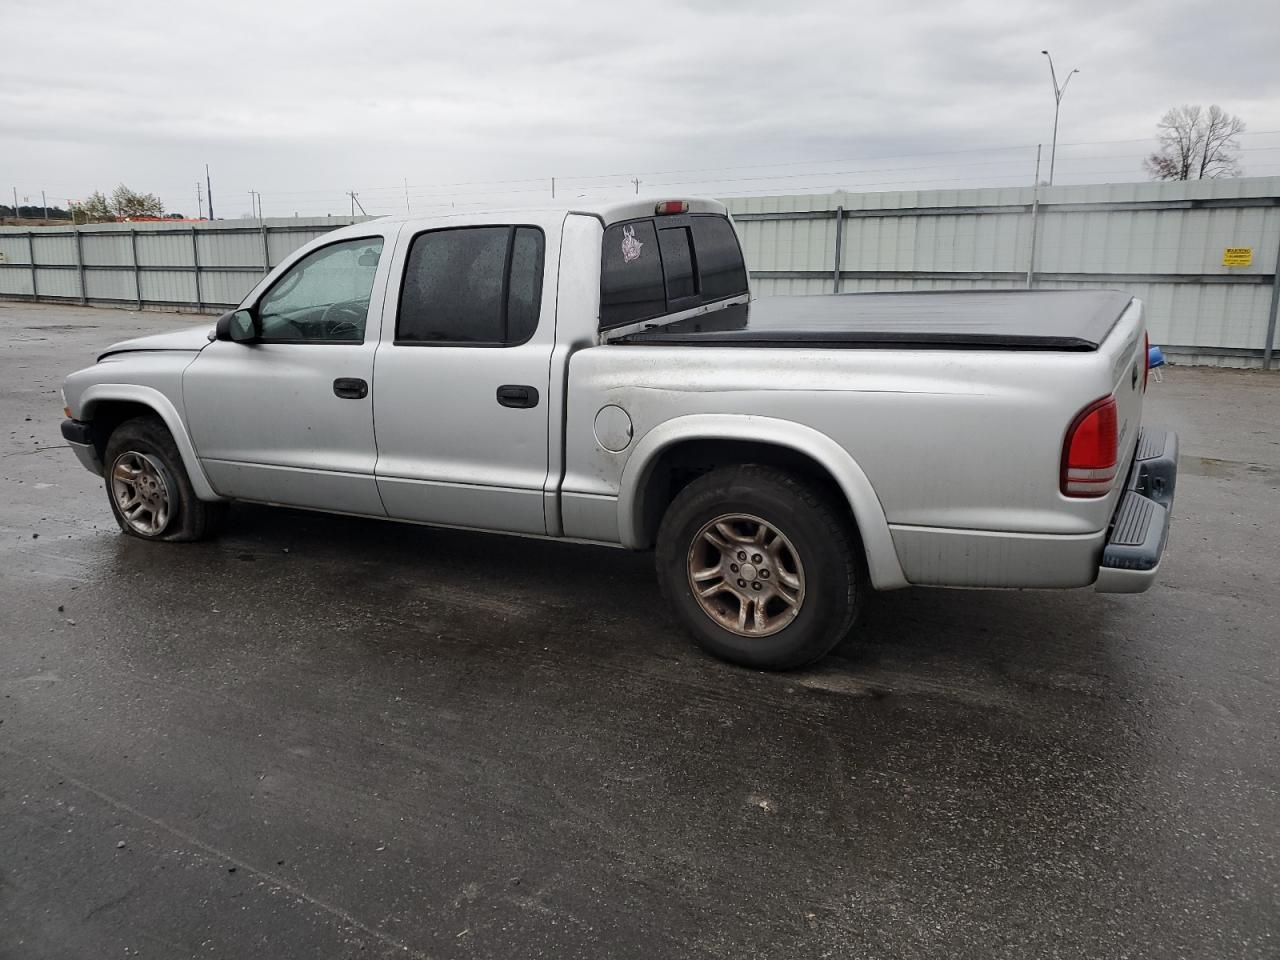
[{"x1": 2, "y1": 0, "x2": 1277, "y2": 216}]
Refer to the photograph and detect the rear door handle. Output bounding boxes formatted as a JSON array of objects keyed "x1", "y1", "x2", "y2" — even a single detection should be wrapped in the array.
[
  {"x1": 496, "y1": 384, "x2": 539, "y2": 409},
  {"x1": 333, "y1": 377, "x2": 368, "y2": 399}
]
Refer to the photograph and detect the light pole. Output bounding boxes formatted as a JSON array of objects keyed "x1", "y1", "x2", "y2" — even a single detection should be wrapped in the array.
[{"x1": 1041, "y1": 50, "x2": 1079, "y2": 185}]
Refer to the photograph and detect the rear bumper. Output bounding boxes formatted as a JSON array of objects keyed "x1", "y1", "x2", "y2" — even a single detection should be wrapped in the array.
[
  {"x1": 61, "y1": 418, "x2": 104, "y2": 476},
  {"x1": 1094, "y1": 426, "x2": 1178, "y2": 593}
]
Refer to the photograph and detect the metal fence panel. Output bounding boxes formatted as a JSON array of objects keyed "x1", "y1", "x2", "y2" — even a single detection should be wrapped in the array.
[
  {"x1": 4, "y1": 187, "x2": 1279, "y2": 366},
  {"x1": 0, "y1": 234, "x2": 30, "y2": 264},
  {"x1": 200, "y1": 270, "x2": 265, "y2": 307},
  {"x1": 728, "y1": 176, "x2": 1280, "y2": 367},
  {"x1": 138, "y1": 269, "x2": 198, "y2": 305},
  {"x1": 80, "y1": 233, "x2": 131, "y2": 266},
  {"x1": 33, "y1": 268, "x2": 76, "y2": 298}
]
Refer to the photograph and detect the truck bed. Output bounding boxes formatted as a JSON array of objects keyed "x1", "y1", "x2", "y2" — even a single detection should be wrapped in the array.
[{"x1": 613, "y1": 289, "x2": 1133, "y2": 351}]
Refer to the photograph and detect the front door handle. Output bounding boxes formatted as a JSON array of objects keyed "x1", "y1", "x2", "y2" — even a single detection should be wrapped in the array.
[
  {"x1": 333, "y1": 377, "x2": 368, "y2": 399},
  {"x1": 496, "y1": 384, "x2": 539, "y2": 409}
]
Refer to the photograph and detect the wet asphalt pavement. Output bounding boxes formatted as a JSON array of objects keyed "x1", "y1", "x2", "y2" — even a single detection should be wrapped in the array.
[{"x1": 1, "y1": 301, "x2": 1277, "y2": 959}]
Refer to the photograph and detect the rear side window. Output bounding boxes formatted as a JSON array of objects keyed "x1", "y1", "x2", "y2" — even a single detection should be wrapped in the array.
[
  {"x1": 600, "y1": 220, "x2": 664, "y2": 329},
  {"x1": 600, "y1": 214, "x2": 746, "y2": 330},
  {"x1": 658, "y1": 226, "x2": 696, "y2": 302},
  {"x1": 397, "y1": 226, "x2": 544, "y2": 345},
  {"x1": 691, "y1": 216, "x2": 748, "y2": 301}
]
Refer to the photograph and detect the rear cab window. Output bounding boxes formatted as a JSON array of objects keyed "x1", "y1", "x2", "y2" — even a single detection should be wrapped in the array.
[{"x1": 600, "y1": 214, "x2": 747, "y2": 331}]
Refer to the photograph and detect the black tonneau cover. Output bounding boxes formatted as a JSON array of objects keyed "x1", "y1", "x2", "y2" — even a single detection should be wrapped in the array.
[{"x1": 615, "y1": 289, "x2": 1133, "y2": 351}]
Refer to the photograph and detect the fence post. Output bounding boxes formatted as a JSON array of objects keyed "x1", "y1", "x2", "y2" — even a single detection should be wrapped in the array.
[
  {"x1": 1264, "y1": 231, "x2": 1280, "y2": 371},
  {"x1": 26, "y1": 232, "x2": 37, "y2": 301},
  {"x1": 190, "y1": 227, "x2": 203, "y2": 312},
  {"x1": 260, "y1": 220, "x2": 270, "y2": 275},
  {"x1": 74, "y1": 227, "x2": 87, "y2": 305},
  {"x1": 832, "y1": 206, "x2": 845, "y2": 294},
  {"x1": 1026, "y1": 145, "x2": 1042, "y2": 289},
  {"x1": 130, "y1": 229, "x2": 142, "y2": 308}
]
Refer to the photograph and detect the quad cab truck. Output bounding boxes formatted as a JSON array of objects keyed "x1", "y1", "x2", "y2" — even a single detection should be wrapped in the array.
[{"x1": 60, "y1": 198, "x2": 1178, "y2": 670}]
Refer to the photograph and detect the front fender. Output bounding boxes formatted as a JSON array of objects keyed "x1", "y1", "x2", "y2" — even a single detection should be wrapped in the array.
[
  {"x1": 618, "y1": 414, "x2": 908, "y2": 591},
  {"x1": 78, "y1": 382, "x2": 220, "y2": 501}
]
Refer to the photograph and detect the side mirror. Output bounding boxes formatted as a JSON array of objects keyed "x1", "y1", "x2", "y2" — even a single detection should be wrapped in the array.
[{"x1": 215, "y1": 308, "x2": 258, "y2": 343}]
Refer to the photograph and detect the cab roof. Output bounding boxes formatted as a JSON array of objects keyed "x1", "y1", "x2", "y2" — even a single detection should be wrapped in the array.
[{"x1": 365, "y1": 196, "x2": 729, "y2": 232}]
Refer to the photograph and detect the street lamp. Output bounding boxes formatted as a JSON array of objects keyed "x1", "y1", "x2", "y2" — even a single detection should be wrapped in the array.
[{"x1": 1041, "y1": 50, "x2": 1079, "y2": 185}]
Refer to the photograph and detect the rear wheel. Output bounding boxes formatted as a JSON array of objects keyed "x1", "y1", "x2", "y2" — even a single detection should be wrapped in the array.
[
  {"x1": 103, "y1": 416, "x2": 226, "y2": 542},
  {"x1": 656, "y1": 465, "x2": 862, "y2": 670}
]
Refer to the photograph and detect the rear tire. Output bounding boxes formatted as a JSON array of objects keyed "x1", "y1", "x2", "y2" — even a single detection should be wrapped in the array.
[
  {"x1": 102, "y1": 415, "x2": 226, "y2": 542},
  {"x1": 655, "y1": 464, "x2": 862, "y2": 670}
]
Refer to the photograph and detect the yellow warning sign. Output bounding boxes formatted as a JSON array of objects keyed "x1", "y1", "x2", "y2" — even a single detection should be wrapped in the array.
[{"x1": 1222, "y1": 247, "x2": 1253, "y2": 267}]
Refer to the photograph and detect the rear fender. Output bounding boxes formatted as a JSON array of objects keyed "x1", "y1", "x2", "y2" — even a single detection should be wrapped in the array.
[{"x1": 618, "y1": 414, "x2": 908, "y2": 590}]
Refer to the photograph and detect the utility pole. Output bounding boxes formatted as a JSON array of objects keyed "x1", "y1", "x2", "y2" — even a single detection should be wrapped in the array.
[
  {"x1": 1040, "y1": 50, "x2": 1079, "y2": 185},
  {"x1": 350, "y1": 191, "x2": 355, "y2": 217},
  {"x1": 404, "y1": 177, "x2": 410, "y2": 214},
  {"x1": 352, "y1": 193, "x2": 367, "y2": 216},
  {"x1": 196, "y1": 181, "x2": 204, "y2": 220},
  {"x1": 12, "y1": 187, "x2": 19, "y2": 221},
  {"x1": 551, "y1": 177, "x2": 556, "y2": 199},
  {"x1": 631, "y1": 177, "x2": 641, "y2": 195},
  {"x1": 205, "y1": 164, "x2": 215, "y2": 220},
  {"x1": 42, "y1": 190, "x2": 48, "y2": 223}
]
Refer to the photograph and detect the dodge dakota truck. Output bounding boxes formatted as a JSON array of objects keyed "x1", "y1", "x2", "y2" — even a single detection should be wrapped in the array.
[{"x1": 60, "y1": 197, "x2": 1178, "y2": 669}]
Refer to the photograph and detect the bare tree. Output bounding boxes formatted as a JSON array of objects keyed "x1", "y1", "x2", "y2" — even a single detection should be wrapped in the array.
[{"x1": 1144, "y1": 105, "x2": 1245, "y2": 180}]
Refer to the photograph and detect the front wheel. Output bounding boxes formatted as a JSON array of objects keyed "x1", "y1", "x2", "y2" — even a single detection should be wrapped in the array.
[
  {"x1": 655, "y1": 465, "x2": 863, "y2": 670},
  {"x1": 103, "y1": 415, "x2": 226, "y2": 542}
]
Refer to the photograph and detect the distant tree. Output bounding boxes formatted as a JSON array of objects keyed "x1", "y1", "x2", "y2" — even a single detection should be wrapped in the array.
[
  {"x1": 74, "y1": 191, "x2": 115, "y2": 223},
  {"x1": 110, "y1": 184, "x2": 164, "y2": 218},
  {"x1": 68, "y1": 185, "x2": 166, "y2": 222},
  {"x1": 1144, "y1": 105, "x2": 1245, "y2": 180}
]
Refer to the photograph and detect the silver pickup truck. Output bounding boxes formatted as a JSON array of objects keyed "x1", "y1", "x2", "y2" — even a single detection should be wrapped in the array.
[{"x1": 60, "y1": 197, "x2": 1178, "y2": 669}]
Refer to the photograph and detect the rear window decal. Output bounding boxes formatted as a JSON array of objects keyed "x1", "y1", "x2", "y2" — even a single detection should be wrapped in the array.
[{"x1": 621, "y1": 225, "x2": 644, "y2": 263}]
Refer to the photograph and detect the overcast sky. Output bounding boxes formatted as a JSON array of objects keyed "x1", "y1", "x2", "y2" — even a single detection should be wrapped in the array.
[{"x1": 4, "y1": 0, "x2": 1279, "y2": 217}]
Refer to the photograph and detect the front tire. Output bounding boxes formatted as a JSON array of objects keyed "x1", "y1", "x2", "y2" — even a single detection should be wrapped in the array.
[
  {"x1": 655, "y1": 465, "x2": 862, "y2": 670},
  {"x1": 103, "y1": 416, "x2": 225, "y2": 542}
]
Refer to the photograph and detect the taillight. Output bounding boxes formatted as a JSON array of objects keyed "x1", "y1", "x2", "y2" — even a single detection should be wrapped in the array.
[
  {"x1": 654, "y1": 200, "x2": 689, "y2": 215},
  {"x1": 1143, "y1": 331, "x2": 1150, "y2": 392},
  {"x1": 1062, "y1": 395, "x2": 1119, "y2": 497}
]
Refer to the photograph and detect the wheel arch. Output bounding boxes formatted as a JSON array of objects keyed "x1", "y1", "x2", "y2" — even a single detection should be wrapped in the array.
[
  {"x1": 79, "y1": 384, "x2": 221, "y2": 501},
  {"x1": 619, "y1": 415, "x2": 908, "y2": 590}
]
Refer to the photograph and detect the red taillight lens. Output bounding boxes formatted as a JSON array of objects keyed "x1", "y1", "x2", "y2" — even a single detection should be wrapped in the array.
[
  {"x1": 1143, "y1": 331, "x2": 1150, "y2": 392},
  {"x1": 654, "y1": 200, "x2": 689, "y2": 215},
  {"x1": 1062, "y1": 395, "x2": 1119, "y2": 497}
]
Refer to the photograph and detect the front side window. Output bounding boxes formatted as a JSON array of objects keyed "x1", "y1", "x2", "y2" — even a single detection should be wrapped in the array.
[
  {"x1": 257, "y1": 238, "x2": 383, "y2": 342},
  {"x1": 397, "y1": 226, "x2": 545, "y2": 345}
]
